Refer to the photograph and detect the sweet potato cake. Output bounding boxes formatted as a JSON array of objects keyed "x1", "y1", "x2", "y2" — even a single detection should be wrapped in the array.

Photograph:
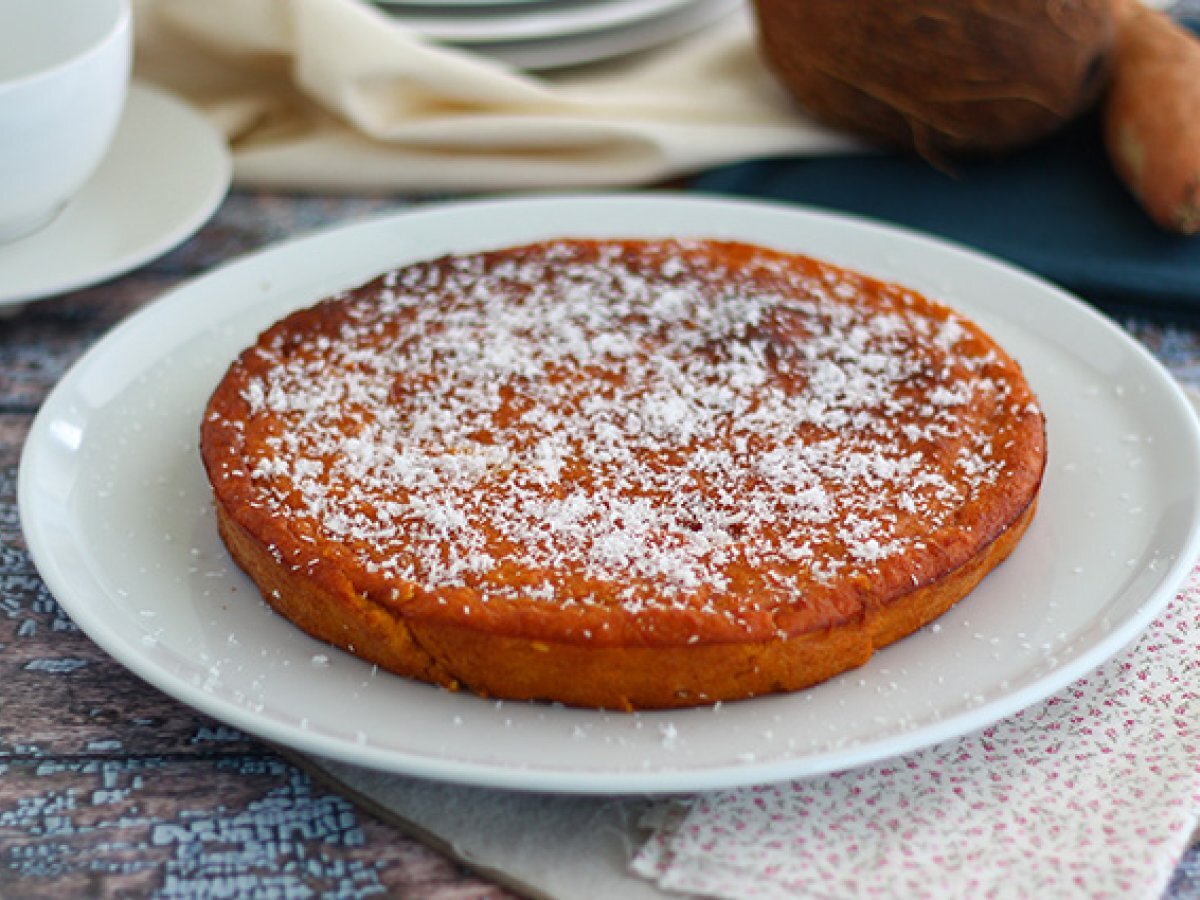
[{"x1": 200, "y1": 238, "x2": 1046, "y2": 710}]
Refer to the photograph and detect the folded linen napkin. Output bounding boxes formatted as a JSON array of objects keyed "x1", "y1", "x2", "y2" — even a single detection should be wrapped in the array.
[
  {"x1": 296, "y1": 559, "x2": 1200, "y2": 899},
  {"x1": 131, "y1": 0, "x2": 859, "y2": 192}
]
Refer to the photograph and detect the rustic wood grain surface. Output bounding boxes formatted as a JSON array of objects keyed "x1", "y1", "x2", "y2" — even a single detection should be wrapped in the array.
[
  {"x1": 0, "y1": 193, "x2": 516, "y2": 899},
  {"x1": 3, "y1": 191, "x2": 1200, "y2": 898}
]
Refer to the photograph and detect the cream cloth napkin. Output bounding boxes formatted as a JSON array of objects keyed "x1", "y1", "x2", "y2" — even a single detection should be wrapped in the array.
[
  {"x1": 131, "y1": 0, "x2": 860, "y2": 192},
  {"x1": 294, "y1": 560, "x2": 1200, "y2": 899}
]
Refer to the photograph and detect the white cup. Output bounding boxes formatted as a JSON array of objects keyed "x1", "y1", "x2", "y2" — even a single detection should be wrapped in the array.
[{"x1": 0, "y1": 0, "x2": 132, "y2": 244}]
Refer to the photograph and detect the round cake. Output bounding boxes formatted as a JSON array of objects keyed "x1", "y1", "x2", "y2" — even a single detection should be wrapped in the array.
[{"x1": 200, "y1": 238, "x2": 1046, "y2": 710}]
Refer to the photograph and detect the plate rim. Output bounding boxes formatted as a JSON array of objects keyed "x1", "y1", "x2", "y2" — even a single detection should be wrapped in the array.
[
  {"x1": 469, "y1": 0, "x2": 740, "y2": 69},
  {"x1": 19, "y1": 193, "x2": 1200, "y2": 793},
  {"x1": 379, "y1": 0, "x2": 705, "y2": 43}
]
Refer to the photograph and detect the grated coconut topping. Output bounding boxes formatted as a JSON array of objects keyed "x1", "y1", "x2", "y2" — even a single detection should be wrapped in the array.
[{"x1": 212, "y1": 240, "x2": 1028, "y2": 623}]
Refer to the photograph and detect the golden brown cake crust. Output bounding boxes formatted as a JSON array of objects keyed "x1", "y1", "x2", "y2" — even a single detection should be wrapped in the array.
[{"x1": 200, "y1": 238, "x2": 1047, "y2": 710}]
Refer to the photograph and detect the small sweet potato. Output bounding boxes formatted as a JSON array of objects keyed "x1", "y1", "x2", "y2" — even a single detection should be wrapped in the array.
[{"x1": 1104, "y1": 0, "x2": 1200, "y2": 234}]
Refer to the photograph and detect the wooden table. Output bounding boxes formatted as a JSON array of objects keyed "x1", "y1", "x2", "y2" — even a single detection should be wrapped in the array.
[
  {"x1": 0, "y1": 192, "x2": 515, "y2": 898},
  {"x1": 2, "y1": 190, "x2": 1198, "y2": 897}
]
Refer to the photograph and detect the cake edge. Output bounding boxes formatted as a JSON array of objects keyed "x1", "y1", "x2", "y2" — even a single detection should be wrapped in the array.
[{"x1": 213, "y1": 488, "x2": 1040, "y2": 711}]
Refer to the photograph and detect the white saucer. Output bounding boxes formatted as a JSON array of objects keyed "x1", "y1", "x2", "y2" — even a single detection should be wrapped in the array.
[{"x1": 0, "y1": 83, "x2": 231, "y2": 309}]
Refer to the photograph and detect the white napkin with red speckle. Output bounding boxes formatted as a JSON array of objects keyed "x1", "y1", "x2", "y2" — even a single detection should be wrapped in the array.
[
  {"x1": 131, "y1": 0, "x2": 858, "y2": 193},
  {"x1": 633, "y1": 572, "x2": 1200, "y2": 897},
  {"x1": 298, "y1": 562, "x2": 1200, "y2": 900}
]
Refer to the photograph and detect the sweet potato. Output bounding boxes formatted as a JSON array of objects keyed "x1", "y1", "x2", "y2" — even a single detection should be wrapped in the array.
[{"x1": 1104, "y1": 0, "x2": 1200, "y2": 234}]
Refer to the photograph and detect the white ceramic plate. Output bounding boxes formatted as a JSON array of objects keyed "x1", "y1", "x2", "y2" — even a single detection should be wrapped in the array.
[
  {"x1": 379, "y1": 0, "x2": 705, "y2": 44},
  {"x1": 376, "y1": 0, "x2": 549, "y2": 10},
  {"x1": 0, "y1": 83, "x2": 231, "y2": 309},
  {"x1": 377, "y1": 0, "x2": 587, "y2": 11},
  {"x1": 471, "y1": 0, "x2": 739, "y2": 69},
  {"x1": 20, "y1": 195, "x2": 1200, "y2": 794}
]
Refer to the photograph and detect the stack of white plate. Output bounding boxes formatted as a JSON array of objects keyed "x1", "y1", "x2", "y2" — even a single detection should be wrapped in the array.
[{"x1": 373, "y1": 0, "x2": 743, "y2": 71}]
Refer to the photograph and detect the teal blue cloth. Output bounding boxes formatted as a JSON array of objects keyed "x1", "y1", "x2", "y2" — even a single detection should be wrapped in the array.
[{"x1": 692, "y1": 116, "x2": 1200, "y2": 322}]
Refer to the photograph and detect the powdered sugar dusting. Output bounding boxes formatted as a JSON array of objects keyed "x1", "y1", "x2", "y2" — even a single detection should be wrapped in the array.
[{"x1": 207, "y1": 239, "x2": 1040, "y2": 637}]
